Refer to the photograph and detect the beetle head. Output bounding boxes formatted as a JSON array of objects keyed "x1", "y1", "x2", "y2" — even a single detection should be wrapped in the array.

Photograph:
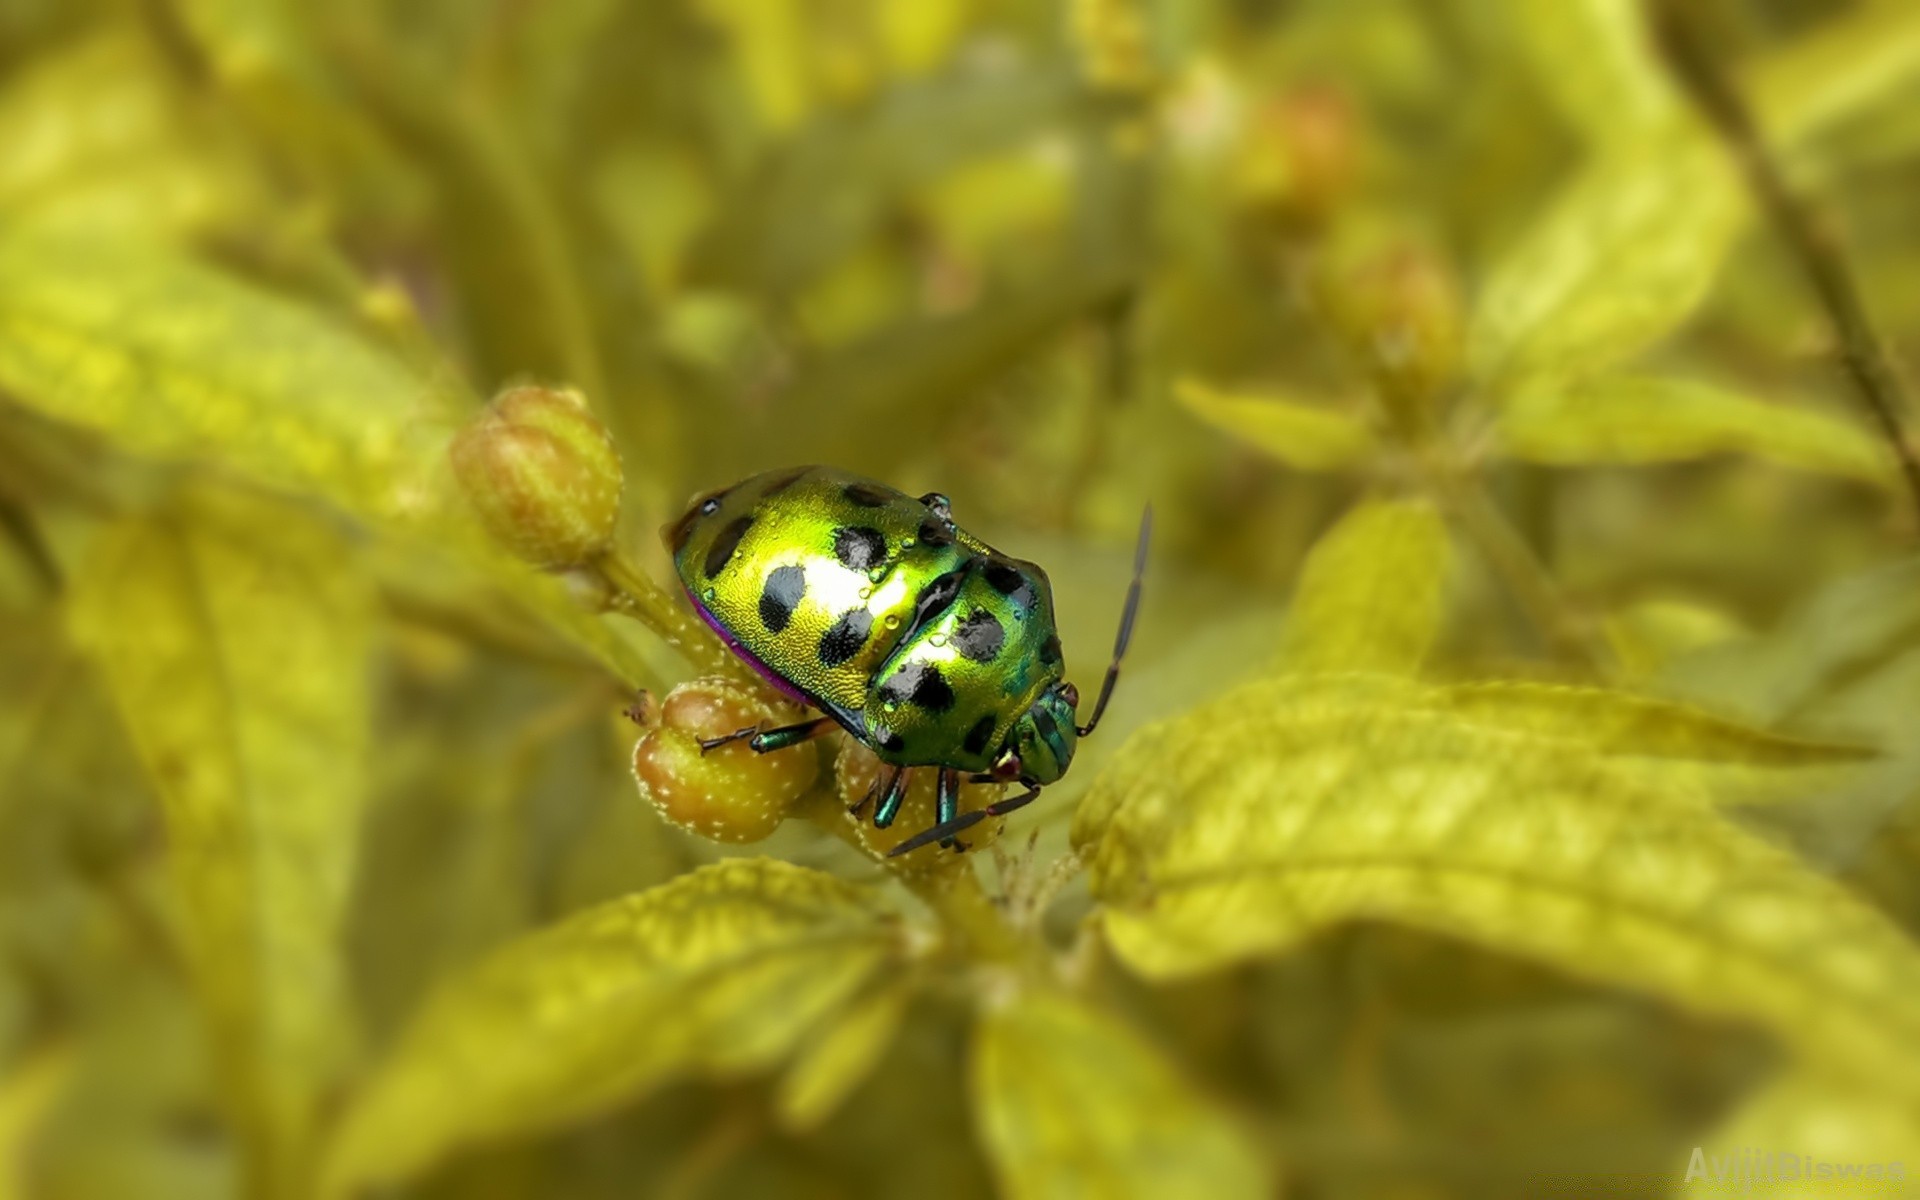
[{"x1": 1000, "y1": 682, "x2": 1079, "y2": 786}]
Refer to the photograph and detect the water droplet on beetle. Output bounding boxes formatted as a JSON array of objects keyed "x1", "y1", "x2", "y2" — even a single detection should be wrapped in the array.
[
  {"x1": 868, "y1": 567, "x2": 886, "y2": 583},
  {"x1": 702, "y1": 588, "x2": 716, "y2": 601},
  {"x1": 884, "y1": 614, "x2": 901, "y2": 629},
  {"x1": 858, "y1": 586, "x2": 872, "y2": 599},
  {"x1": 929, "y1": 634, "x2": 947, "y2": 647}
]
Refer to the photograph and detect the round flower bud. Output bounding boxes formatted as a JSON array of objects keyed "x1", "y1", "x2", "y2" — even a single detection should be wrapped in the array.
[
  {"x1": 834, "y1": 740, "x2": 1005, "y2": 868},
  {"x1": 630, "y1": 677, "x2": 820, "y2": 844},
  {"x1": 450, "y1": 384, "x2": 623, "y2": 569},
  {"x1": 1318, "y1": 236, "x2": 1462, "y2": 427}
]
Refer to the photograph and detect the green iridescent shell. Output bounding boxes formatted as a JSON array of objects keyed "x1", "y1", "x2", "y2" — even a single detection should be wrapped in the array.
[{"x1": 666, "y1": 466, "x2": 1070, "y2": 777}]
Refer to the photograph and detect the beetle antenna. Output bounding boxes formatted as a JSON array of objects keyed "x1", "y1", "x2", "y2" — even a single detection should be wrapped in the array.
[
  {"x1": 1076, "y1": 504, "x2": 1151, "y2": 738},
  {"x1": 888, "y1": 786, "x2": 1044, "y2": 857}
]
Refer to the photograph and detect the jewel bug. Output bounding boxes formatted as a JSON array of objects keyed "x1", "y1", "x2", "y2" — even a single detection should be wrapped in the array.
[{"x1": 665, "y1": 466, "x2": 1149, "y2": 855}]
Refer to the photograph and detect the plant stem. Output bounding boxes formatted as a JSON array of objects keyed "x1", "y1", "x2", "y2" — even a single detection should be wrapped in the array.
[
  {"x1": 592, "y1": 550, "x2": 749, "y2": 682},
  {"x1": 1426, "y1": 464, "x2": 1609, "y2": 672},
  {"x1": 1651, "y1": 1, "x2": 1920, "y2": 531}
]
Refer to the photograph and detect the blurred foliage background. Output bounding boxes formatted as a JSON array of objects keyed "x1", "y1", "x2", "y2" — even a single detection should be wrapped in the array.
[{"x1": 5, "y1": 0, "x2": 1920, "y2": 1197}]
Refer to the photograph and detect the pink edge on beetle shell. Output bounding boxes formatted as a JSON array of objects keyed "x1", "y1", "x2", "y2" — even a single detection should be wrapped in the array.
[{"x1": 684, "y1": 585, "x2": 818, "y2": 709}]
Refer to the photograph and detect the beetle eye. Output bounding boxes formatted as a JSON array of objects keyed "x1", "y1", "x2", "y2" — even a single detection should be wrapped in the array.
[{"x1": 991, "y1": 749, "x2": 1022, "y2": 780}]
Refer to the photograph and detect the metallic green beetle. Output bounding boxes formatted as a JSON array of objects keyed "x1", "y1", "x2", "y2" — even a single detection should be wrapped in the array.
[{"x1": 665, "y1": 465, "x2": 1148, "y2": 855}]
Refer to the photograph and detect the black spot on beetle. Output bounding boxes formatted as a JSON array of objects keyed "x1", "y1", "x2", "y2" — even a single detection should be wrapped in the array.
[
  {"x1": 916, "y1": 517, "x2": 954, "y2": 549},
  {"x1": 983, "y1": 558, "x2": 1034, "y2": 609},
  {"x1": 1040, "y1": 633, "x2": 1063, "y2": 667},
  {"x1": 879, "y1": 662, "x2": 954, "y2": 713},
  {"x1": 758, "y1": 565, "x2": 806, "y2": 633},
  {"x1": 953, "y1": 609, "x2": 1005, "y2": 663},
  {"x1": 963, "y1": 714, "x2": 996, "y2": 756},
  {"x1": 704, "y1": 515, "x2": 755, "y2": 578},
  {"x1": 834, "y1": 526, "x2": 887, "y2": 571},
  {"x1": 907, "y1": 568, "x2": 967, "y2": 635},
  {"x1": 843, "y1": 482, "x2": 892, "y2": 508},
  {"x1": 1032, "y1": 706, "x2": 1061, "y2": 746},
  {"x1": 818, "y1": 607, "x2": 873, "y2": 666}
]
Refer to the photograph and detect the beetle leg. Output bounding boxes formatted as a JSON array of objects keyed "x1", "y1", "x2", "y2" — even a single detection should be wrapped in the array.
[
  {"x1": 848, "y1": 768, "x2": 886, "y2": 818},
  {"x1": 698, "y1": 716, "x2": 833, "y2": 755},
  {"x1": 888, "y1": 785, "x2": 1043, "y2": 858},
  {"x1": 872, "y1": 767, "x2": 911, "y2": 830},
  {"x1": 935, "y1": 767, "x2": 961, "y2": 850}
]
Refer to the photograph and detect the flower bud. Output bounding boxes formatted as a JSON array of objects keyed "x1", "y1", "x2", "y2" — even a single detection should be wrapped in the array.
[
  {"x1": 1318, "y1": 237, "x2": 1462, "y2": 429},
  {"x1": 450, "y1": 384, "x2": 623, "y2": 569},
  {"x1": 834, "y1": 742, "x2": 1005, "y2": 867},
  {"x1": 631, "y1": 677, "x2": 820, "y2": 844},
  {"x1": 1237, "y1": 84, "x2": 1357, "y2": 231}
]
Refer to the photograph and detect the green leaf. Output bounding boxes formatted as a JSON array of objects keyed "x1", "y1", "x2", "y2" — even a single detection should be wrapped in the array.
[
  {"x1": 0, "y1": 31, "x2": 263, "y2": 240},
  {"x1": 1175, "y1": 378, "x2": 1378, "y2": 473},
  {"x1": 66, "y1": 483, "x2": 375, "y2": 1193},
  {"x1": 972, "y1": 987, "x2": 1267, "y2": 1200},
  {"x1": 1495, "y1": 375, "x2": 1890, "y2": 484},
  {"x1": 1695, "y1": 1067, "x2": 1920, "y2": 1198},
  {"x1": 323, "y1": 859, "x2": 907, "y2": 1195},
  {"x1": 1278, "y1": 497, "x2": 1452, "y2": 675},
  {"x1": 775, "y1": 980, "x2": 911, "y2": 1130},
  {"x1": 1080, "y1": 675, "x2": 1920, "y2": 1105},
  {"x1": 0, "y1": 226, "x2": 450, "y2": 527},
  {"x1": 1751, "y1": 1, "x2": 1920, "y2": 152},
  {"x1": 0, "y1": 225, "x2": 652, "y2": 685},
  {"x1": 1470, "y1": 136, "x2": 1745, "y2": 389},
  {"x1": 1436, "y1": 681, "x2": 1877, "y2": 769},
  {"x1": 1505, "y1": 0, "x2": 1678, "y2": 143}
]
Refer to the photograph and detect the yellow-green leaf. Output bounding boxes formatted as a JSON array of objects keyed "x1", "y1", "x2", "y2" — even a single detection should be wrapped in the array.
[
  {"x1": 0, "y1": 226, "x2": 450, "y2": 526},
  {"x1": 1506, "y1": 0, "x2": 1678, "y2": 143},
  {"x1": 1278, "y1": 497, "x2": 1452, "y2": 675},
  {"x1": 67, "y1": 484, "x2": 375, "y2": 1193},
  {"x1": 323, "y1": 859, "x2": 906, "y2": 1196},
  {"x1": 1081, "y1": 675, "x2": 1920, "y2": 1105},
  {"x1": 0, "y1": 1048, "x2": 71, "y2": 1200},
  {"x1": 1690, "y1": 1067, "x2": 1920, "y2": 1198},
  {"x1": 1175, "y1": 378, "x2": 1377, "y2": 472},
  {"x1": 1470, "y1": 137, "x2": 1745, "y2": 389},
  {"x1": 1751, "y1": 1, "x2": 1920, "y2": 151},
  {"x1": 972, "y1": 987, "x2": 1267, "y2": 1200},
  {"x1": 1436, "y1": 681, "x2": 1878, "y2": 768},
  {"x1": 776, "y1": 980, "x2": 912, "y2": 1130},
  {"x1": 1495, "y1": 376, "x2": 1890, "y2": 484}
]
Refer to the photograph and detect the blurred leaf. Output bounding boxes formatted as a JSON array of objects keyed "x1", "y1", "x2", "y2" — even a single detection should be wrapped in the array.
[
  {"x1": 971, "y1": 987, "x2": 1267, "y2": 1200},
  {"x1": 765, "y1": 260, "x2": 1132, "y2": 469},
  {"x1": 324, "y1": 859, "x2": 907, "y2": 1195},
  {"x1": 1278, "y1": 497, "x2": 1452, "y2": 675},
  {"x1": 67, "y1": 484, "x2": 374, "y2": 1194},
  {"x1": 776, "y1": 980, "x2": 911, "y2": 1131},
  {"x1": 1751, "y1": 1, "x2": 1920, "y2": 151},
  {"x1": 1496, "y1": 375, "x2": 1890, "y2": 484},
  {"x1": 691, "y1": 66, "x2": 1081, "y2": 297},
  {"x1": 0, "y1": 225, "x2": 652, "y2": 685},
  {"x1": 1694, "y1": 1067, "x2": 1920, "y2": 1198},
  {"x1": 1436, "y1": 681, "x2": 1877, "y2": 768},
  {"x1": 0, "y1": 225, "x2": 450, "y2": 525},
  {"x1": 0, "y1": 31, "x2": 262, "y2": 240},
  {"x1": 1506, "y1": 0, "x2": 1678, "y2": 143},
  {"x1": 0, "y1": 1047, "x2": 71, "y2": 1200},
  {"x1": 1661, "y1": 558, "x2": 1920, "y2": 726},
  {"x1": 1080, "y1": 675, "x2": 1920, "y2": 1106},
  {"x1": 1174, "y1": 378, "x2": 1378, "y2": 473},
  {"x1": 1470, "y1": 137, "x2": 1744, "y2": 389}
]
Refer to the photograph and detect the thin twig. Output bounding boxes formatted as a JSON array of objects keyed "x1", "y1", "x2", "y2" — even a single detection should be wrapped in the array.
[{"x1": 1651, "y1": 1, "x2": 1920, "y2": 529}]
